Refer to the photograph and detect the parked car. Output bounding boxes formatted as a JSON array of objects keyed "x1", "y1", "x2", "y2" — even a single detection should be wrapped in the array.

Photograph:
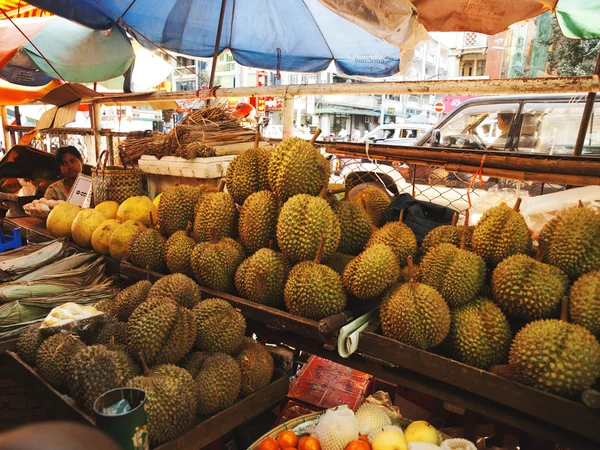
[
  {"x1": 330, "y1": 95, "x2": 599, "y2": 211},
  {"x1": 359, "y1": 124, "x2": 430, "y2": 146}
]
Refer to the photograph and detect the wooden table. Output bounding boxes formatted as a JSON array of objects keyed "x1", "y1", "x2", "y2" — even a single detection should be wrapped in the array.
[{"x1": 2, "y1": 216, "x2": 53, "y2": 243}]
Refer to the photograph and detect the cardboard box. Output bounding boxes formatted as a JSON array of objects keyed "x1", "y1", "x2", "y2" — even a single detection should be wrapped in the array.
[
  {"x1": 37, "y1": 83, "x2": 104, "y2": 129},
  {"x1": 287, "y1": 356, "x2": 374, "y2": 411},
  {"x1": 274, "y1": 400, "x2": 321, "y2": 426}
]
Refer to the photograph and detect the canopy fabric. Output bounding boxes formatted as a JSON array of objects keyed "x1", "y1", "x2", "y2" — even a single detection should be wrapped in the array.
[
  {"x1": 0, "y1": 0, "x2": 49, "y2": 18},
  {"x1": 0, "y1": 78, "x2": 59, "y2": 105},
  {"x1": 0, "y1": 16, "x2": 134, "y2": 86},
  {"x1": 555, "y1": 0, "x2": 600, "y2": 39},
  {"x1": 24, "y1": 0, "x2": 402, "y2": 77}
]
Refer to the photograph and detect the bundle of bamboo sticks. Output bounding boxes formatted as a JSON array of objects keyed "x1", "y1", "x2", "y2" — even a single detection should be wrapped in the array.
[{"x1": 118, "y1": 102, "x2": 256, "y2": 163}]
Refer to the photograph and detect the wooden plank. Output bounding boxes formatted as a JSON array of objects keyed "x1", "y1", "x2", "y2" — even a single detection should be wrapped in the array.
[
  {"x1": 250, "y1": 323, "x2": 600, "y2": 450},
  {"x1": 155, "y1": 376, "x2": 289, "y2": 450},
  {"x1": 4, "y1": 351, "x2": 93, "y2": 424},
  {"x1": 104, "y1": 258, "x2": 350, "y2": 341},
  {"x1": 3, "y1": 217, "x2": 53, "y2": 242},
  {"x1": 94, "y1": 76, "x2": 600, "y2": 105},
  {"x1": 357, "y1": 331, "x2": 600, "y2": 443}
]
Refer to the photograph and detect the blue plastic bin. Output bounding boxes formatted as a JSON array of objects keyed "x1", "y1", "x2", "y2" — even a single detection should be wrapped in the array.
[{"x1": 0, "y1": 228, "x2": 23, "y2": 253}]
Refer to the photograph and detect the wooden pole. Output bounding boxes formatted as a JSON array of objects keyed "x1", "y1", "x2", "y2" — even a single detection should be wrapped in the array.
[
  {"x1": 209, "y1": 0, "x2": 228, "y2": 89},
  {"x1": 94, "y1": 76, "x2": 600, "y2": 106},
  {"x1": 0, "y1": 106, "x2": 11, "y2": 151},
  {"x1": 90, "y1": 102, "x2": 102, "y2": 164},
  {"x1": 574, "y1": 53, "x2": 600, "y2": 156},
  {"x1": 282, "y1": 95, "x2": 294, "y2": 139}
]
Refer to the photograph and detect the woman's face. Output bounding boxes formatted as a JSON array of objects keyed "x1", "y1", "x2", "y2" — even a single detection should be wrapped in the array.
[{"x1": 60, "y1": 152, "x2": 83, "y2": 181}]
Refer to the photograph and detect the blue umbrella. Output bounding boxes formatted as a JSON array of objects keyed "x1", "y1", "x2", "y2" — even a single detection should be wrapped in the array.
[{"x1": 25, "y1": 0, "x2": 401, "y2": 77}]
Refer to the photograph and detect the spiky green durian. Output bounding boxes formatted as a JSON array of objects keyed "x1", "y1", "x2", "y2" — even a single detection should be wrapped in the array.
[
  {"x1": 343, "y1": 244, "x2": 400, "y2": 301},
  {"x1": 148, "y1": 273, "x2": 201, "y2": 309},
  {"x1": 158, "y1": 185, "x2": 202, "y2": 236},
  {"x1": 226, "y1": 148, "x2": 271, "y2": 205},
  {"x1": 190, "y1": 239, "x2": 245, "y2": 293},
  {"x1": 192, "y1": 299, "x2": 246, "y2": 353},
  {"x1": 16, "y1": 323, "x2": 45, "y2": 367},
  {"x1": 353, "y1": 187, "x2": 390, "y2": 227},
  {"x1": 268, "y1": 137, "x2": 330, "y2": 202},
  {"x1": 446, "y1": 298, "x2": 512, "y2": 369},
  {"x1": 36, "y1": 334, "x2": 86, "y2": 391},
  {"x1": 235, "y1": 337, "x2": 274, "y2": 397},
  {"x1": 277, "y1": 194, "x2": 341, "y2": 263},
  {"x1": 165, "y1": 231, "x2": 196, "y2": 277},
  {"x1": 195, "y1": 353, "x2": 241, "y2": 415},
  {"x1": 492, "y1": 254, "x2": 569, "y2": 321},
  {"x1": 235, "y1": 248, "x2": 287, "y2": 307},
  {"x1": 569, "y1": 270, "x2": 600, "y2": 337},
  {"x1": 112, "y1": 280, "x2": 152, "y2": 322},
  {"x1": 192, "y1": 191, "x2": 238, "y2": 242},
  {"x1": 367, "y1": 221, "x2": 417, "y2": 267},
  {"x1": 129, "y1": 229, "x2": 167, "y2": 273},
  {"x1": 333, "y1": 201, "x2": 372, "y2": 255},
  {"x1": 238, "y1": 190, "x2": 278, "y2": 254}
]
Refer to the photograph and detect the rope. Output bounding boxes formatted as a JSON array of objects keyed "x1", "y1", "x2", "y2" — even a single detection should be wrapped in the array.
[{"x1": 467, "y1": 154, "x2": 487, "y2": 208}]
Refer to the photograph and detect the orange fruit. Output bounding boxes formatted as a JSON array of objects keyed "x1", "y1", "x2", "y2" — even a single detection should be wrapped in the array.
[
  {"x1": 260, "y1": 438, "x2": 280, "y2": 450},
  {"x1": 277, "y1": 431, "x2": 298, "y2": 449},
  {"x1": 298, "y1": 437, "x2": 310, "y2": 450},
  {"x1": 345, "y1": 440, "x2": 371, "y2": 450},
  {"x1": 358, "y1": 436, "x2": 369, "y2": 444},
  {"x1": 302, "y1": 437, "x2": 321, "y2": 450}
]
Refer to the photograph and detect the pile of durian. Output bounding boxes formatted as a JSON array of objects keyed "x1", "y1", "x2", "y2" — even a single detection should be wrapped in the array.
[
  {"x1": 131, "y1": 135, "x2": 599, "y2": 400},
  {"x1": 16, "y1": 273, "x2": 275, "y2": 446}
]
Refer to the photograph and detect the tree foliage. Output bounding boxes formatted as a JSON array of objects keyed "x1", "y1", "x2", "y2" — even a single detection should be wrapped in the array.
[{"x1": 539, "y1": 19, "x2": 600, "y2": 76}]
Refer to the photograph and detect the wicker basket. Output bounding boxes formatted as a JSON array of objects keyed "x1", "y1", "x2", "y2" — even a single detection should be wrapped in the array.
[{"x1": 250, "y1": 412, "x2": 322, "y2": 450}]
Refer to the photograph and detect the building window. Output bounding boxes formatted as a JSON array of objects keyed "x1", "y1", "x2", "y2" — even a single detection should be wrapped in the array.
[
  {"x1": 464, "y1": 32, "x2": 478, "y2": 47},
  {"x1": 176, "y1": 80, "x2": 196, "y2": 91},
  {"x1": 477, "y1": 60, "x2": 486, "y2": 76},
  {"x1": 461, "y1": 61, "x2": 474, "y2": 77},
  {"x1": 177, "y1": 57, "x2": 195, "y2": 67}
]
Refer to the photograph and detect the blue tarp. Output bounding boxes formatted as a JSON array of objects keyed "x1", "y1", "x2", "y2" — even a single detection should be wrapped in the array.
[{"x1": 26, "y1": 0, "x2": 401, "y2": 77}]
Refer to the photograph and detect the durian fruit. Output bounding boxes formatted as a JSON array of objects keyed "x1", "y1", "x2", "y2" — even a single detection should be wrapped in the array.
[
  {"x1": 446, "y1": 297, "x2": 512, "y2": 369},
  {"x1": 94, "y1": 299, "x2": 116, "y2": 321},
  {"x1": 314, "y1": 405, "x2": 359, "y2": 450},
  {"x1": 333, "y1": 201, "x2": 372, "y2": 255},
  {"x1": 165, "y1": 230, "x2": 196, "y2": 277},
  {"x1": 355, "y1": 402, "x2": 392, "y2": 436},
  {"x1": 192, "y1": 299, "x2": 246, "y2": 353},
  {"x1": 544, "y1": 205, "x2": 600, "y2": 278},
  {"x1": 380, "y1": 272, "x2": 451, "y2": 350},
  {"x1": 192, "y1": 192, "x2": 238, "y2": 242},
  {"x1": 569, "y1": 270, "x2": 600, "y2": 337},
  {"x1": 195, "y1": 353, "x2": 241, "y2": 415},
  {"x1": 148, "y1": 273, "x2": 202, "y2": 309},
  {"x1": 277, "y1": 194, "x2": 341, "y2": 263},
  {"x1": 325, "y1": 253, "x2": 355, "y2": 275},
  {"x1": 181, "y1": 351, "x2": 210, "y2": 378},
  {"x1": 491, "y1": 254, "x2": 568, "y2": 321},
  {"x1": 112, "y1": 280, "x2": 152, "y2": 322},
  {"x1": 69, "y1": 345, "x2": 139, "y2": 413},
  {"x1": 128, "y1": 228, "x2": 167, "y2": 273},
  {"x1": 190, "y1": 238, "x2": 245, "y2": 293},
  {"x1": 127, "y1": 363, "x2": 197, "y2": 446},
  {"x1": 343, "y1": 244, "x2": 400, "y2": 301},
  {"x1": 422, "y1": 212, "x2": 473, "y2": 254},
  {"x1": 238, "y1": 190, "x2": 278, "y2": 254},
  {"x1": 235, "y1": 248, "x2": 288, "y2": 307},
  {"x1": 94, "y1": 321, "x2": 128, "y2": 347},
  {"x1": 420, "y1": 243, "x2": 486, "y2": 308},
  {"x1": 226, "y1": 148, "x2": 271, "y2": 205},
  {"x1": 367, "y1": 221, "x2": 417, "y2": 267},
  {"x1": 268, "y1": 137, "x2": 330, "y2": 202},
  {"x1": 234, "y1": 337, "x2": 274, "y2": 397},
  {"x1": 353, "y1": 187, "x2": 390, "y2": 227},
  {"x1": 158, "y1": 185, "x2": 202, "y2": 236},
  {"x1": 127, "y1": 297, "x2": 197, "y2": 366},
  {"x1": 284, "y1": 240, "x2": 347, "y2": 320},
  {"x1": 471, "y1": 200, "x2": 532, "y2": 265},
  {"x1": 16, "y1": 323, "x2": 45, "y2": 366},
  {"x1": 36, "y1": 333, "x2": 86, "y2": 391},
  {"x1": 492, "y1": 319, "x2": 600, "y2": 396}
]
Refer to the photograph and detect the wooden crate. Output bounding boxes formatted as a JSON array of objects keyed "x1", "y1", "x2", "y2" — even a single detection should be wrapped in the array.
[{"x1": 5, "y1": 351, "x2": 289, "y2": 450}]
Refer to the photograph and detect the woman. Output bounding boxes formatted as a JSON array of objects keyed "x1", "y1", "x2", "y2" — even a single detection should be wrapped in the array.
[{"x1": 44, "y1": 146, "x2": 83, "y2": 201}]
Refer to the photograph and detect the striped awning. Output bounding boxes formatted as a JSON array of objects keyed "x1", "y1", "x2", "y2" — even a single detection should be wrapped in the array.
[{"x1": 0, "y1": 1, "x2": 50, "y2": 19}]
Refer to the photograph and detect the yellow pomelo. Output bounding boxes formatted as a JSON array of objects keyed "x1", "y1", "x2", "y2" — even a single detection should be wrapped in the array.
[
  {"x1": 372, "y1": 430, "x2": 408, "y2": 450},
  {"x1": 403, "y1": 421, "x2": 438, "y2": 445},
  {"x1": 71, "y1": 209, "x2": 107, "y2": 248},
  {"x1": 109, "y1": 220, "x2": 147, "y2": 261},
  {"x1": 91, "y1": 219, "x2": 121, "y2": 254},
  {"x1": 153, "y1": 193, "x2": 163, "y2": 209},
  {"x1": 46, "y1": 202, "x2": 81, "y2": 238},
  {"x1": 94, "y1": 201, "x2": 119, "y2": 220},
  {"x1": 116, "y1": 196, "x2": 157, "y2": 227}
]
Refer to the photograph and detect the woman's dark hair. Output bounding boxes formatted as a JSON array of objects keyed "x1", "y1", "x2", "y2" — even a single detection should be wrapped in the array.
[{"x1": 55, "y1": 146, "x2": 83, "y2": 165}]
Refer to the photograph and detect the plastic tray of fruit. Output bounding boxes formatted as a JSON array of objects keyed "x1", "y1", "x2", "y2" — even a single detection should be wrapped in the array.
[{"x1": 251, "y1": 400, "x2": 476, "y2": 450}]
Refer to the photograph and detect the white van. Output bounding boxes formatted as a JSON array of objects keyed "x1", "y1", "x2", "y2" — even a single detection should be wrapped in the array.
[{"x1": 359, "y1": 124, "x2": 430, "y2": 145}]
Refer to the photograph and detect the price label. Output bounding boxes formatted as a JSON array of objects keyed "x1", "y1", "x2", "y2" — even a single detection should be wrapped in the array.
[{"x1": 67, "y1": 174, "x2": 93, "y2": 208}]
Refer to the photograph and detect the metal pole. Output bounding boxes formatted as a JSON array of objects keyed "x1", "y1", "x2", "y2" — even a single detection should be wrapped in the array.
[
  {"x1": 0, "y1": 106, "x2": 11, "y2": 151},
  {"x1": 574, "y1": 52, "x2": 600, "y2": 156},
  {"x1": 209, "y1": 0, "x2": 228, "y2": 89}
]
